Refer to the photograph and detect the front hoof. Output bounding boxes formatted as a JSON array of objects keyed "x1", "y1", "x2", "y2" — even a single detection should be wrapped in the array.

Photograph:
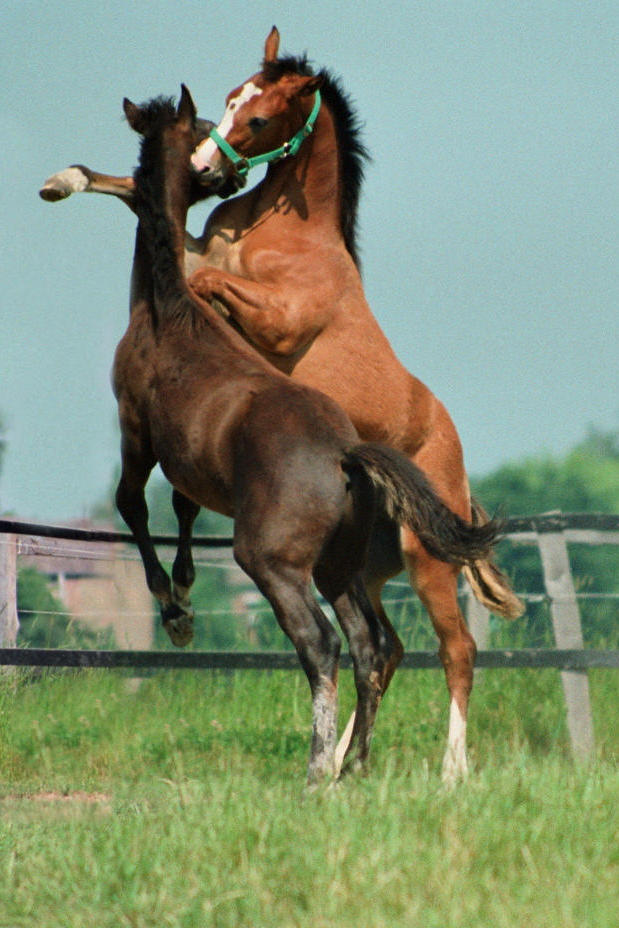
[
  {"x1": 163, "y1": 604, "x2": 194, "y2": 647},
  {"x1": 39, "y1": 185, "x2": 69, "y2": 202},
  {"x1": 336, "y1": 756, "x2": 368, "y2": 782},
  {"x1": 39, "y1": 166, "x2": 89, "y2": 201}
]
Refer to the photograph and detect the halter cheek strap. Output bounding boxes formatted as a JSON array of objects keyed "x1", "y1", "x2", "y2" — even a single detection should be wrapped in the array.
[{"x1": 209, "y1": 90, "x2": 322, "y2": 178}]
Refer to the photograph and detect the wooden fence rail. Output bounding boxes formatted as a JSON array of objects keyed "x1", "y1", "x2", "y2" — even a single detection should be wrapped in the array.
[{"x1": 1, "y1": 513, "x2": 618, "y2": 759}]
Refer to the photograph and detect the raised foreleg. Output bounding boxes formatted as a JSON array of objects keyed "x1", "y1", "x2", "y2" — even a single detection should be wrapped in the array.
[
  {"x1": 171, "y1": 489, "x2": 200, "y2": 616},
  {"x1": 187, "y1": 266, "x2": 331, "y2": 357},
  {"x1": 115, "y1": 455, "x2": 194, "y2": 647},
  {"x1": 40, "y1": 165, "x2": 136, "y2": 208}
]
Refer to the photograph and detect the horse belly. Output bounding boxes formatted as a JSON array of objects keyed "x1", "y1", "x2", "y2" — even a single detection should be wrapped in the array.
[
  {"x1": 154, "y1": 428, "x2": 234, "y2": 518},
  {"x1": 290, "y1": 337, "x2": 432, "y2": 454}
]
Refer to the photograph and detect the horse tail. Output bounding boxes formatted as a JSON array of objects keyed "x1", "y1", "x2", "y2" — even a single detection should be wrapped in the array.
[
  {"x1": 462, "y1": 498, "x2": 525, "y2": 619},
  {"x1": 343, "y1": 442, "x2": 502, "y2": 567}
]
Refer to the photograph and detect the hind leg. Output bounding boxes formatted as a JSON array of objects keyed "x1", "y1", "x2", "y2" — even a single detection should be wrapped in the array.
[
  {"x1": 333, "y1": 589, "x2": 405, "y2": 774},
  {"x1": 404, "y1": 409, "x2": 476, "y2": 783},
  {"x1": 314, "y1": 568, "x2": 392, "y2": 777},
  {"x1": 235, "y1": 536, "x2": 342, "y2": 784},
  {"x1": 330, "y1": 516, "x2": 405, "y2": 771},
  {"x1": 363, "y1": 518, "x2": 406, "y2": 697},
  {"x1": 403, "y1": 537, "x2": 476, "y2": 784}
]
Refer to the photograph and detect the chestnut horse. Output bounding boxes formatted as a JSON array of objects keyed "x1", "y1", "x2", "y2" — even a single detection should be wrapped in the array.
[
  {"x1": 40, "y1": 29, "x2": 522, "y2": 781},
  {"x1": 116, "y1": 86, "x2": 500, "y2": 783}
]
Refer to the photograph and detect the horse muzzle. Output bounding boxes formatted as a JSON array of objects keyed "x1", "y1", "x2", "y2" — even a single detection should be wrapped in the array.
[{"x1": 191, "y1": 161, "x2": 246, "y2": 198}]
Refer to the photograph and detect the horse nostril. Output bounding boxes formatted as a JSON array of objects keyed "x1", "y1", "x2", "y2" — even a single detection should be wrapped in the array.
[{"x1": 190, "y1": 154, "x2": 210, "y2": 174}]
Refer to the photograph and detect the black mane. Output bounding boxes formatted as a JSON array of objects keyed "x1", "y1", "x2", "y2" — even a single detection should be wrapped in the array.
[
  {"x1": 131, "y1": 96, "x2": 178, "y2": 171},
  {"x1": 263, "y1": 55, "x2": 370, "y2": 269},
  {"x1": 131, "y1": 95, "x2": 201, "y2": 330}
]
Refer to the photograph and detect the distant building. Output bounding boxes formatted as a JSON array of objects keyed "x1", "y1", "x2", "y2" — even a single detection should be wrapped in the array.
[{"x1": 18, "y1": 521, "x2": 154, "y2": 650}]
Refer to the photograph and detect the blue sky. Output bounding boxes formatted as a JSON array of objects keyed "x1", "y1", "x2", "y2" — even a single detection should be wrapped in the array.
[{"x1": 1, "y1": 1, "x2": 617, "y2": 522}]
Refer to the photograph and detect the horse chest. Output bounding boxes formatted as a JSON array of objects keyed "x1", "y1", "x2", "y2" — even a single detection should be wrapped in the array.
[{"x1": 188, "y1": 225, "x2": 246, "y2": 276}]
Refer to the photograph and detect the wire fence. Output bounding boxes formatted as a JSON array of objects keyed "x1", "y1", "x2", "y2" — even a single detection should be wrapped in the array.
[{"x1": 1, "y1": 513, "x2": 618, "y2": 758}]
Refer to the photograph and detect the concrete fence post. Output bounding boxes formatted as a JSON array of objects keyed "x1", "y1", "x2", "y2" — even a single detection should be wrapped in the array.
[
  {"x1": 537, "y1": 518, "x2": 594, "y2": 759},
  {"x1": 0, "y1": 533, "x2": 19, "y2": 648},
  {"x1": 465, "y1": 586, "x2": 490, "y2": 678}
]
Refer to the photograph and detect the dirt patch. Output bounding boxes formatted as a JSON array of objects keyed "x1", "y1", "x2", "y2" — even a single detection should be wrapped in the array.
[
  {"x1": 24, "y1": 790, "x2": 111, "y2": 804},
  {"x1": 1, "y1": 790, "x2": 112, "y2": 808}
]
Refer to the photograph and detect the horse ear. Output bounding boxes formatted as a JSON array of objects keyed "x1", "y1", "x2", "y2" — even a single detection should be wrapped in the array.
[
  {"x1": 178, "y1": 84, "x2": 197, "y2": 125},
  {"x1": 264, "y1": 25, "x2": 280, "y2": 62},
  {"x1": 123, "y1": 98, "x2": 145, "y2": 133},
  {"x1": 283, "y1": 74, "x2": 323, "y2": 101},
  {"x1": 297, "y1": 74, "x2": 323, "y2": 97}
]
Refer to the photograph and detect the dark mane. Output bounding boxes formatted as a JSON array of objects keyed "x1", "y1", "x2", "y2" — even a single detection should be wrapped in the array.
[
  {"x1": 131, "y1": 95, "x2": 205, "y2": 332},
  {"x1": 133, "y1": 95, "x2": 178, "y2": 137},
  {"x1": 263, "y1": 55, "x2": 370, "y2": 269}
]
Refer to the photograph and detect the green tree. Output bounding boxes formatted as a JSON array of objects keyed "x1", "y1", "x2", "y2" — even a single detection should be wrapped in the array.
[{"x1": 471, "y1": 427, "x2": 619, "y2": 516}]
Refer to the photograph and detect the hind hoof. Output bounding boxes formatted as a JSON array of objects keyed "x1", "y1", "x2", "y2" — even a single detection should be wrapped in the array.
[{"x1": 163, "y1": 604, "x2": 194, "y2": 648}]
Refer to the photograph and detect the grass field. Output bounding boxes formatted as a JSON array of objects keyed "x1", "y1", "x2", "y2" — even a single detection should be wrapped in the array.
[{"x1": 1, "y1": 666, "x2": 617, "y2": 927}]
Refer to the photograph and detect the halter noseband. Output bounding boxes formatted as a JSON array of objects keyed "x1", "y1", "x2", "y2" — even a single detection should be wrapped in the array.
[{"x1": 209, "y1": 91, "x2": 321, "y2": 178}]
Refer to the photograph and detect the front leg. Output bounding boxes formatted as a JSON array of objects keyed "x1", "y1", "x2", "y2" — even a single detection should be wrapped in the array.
[
  {"x1": 171, "y1": 489, "x2": 200, "y2": 614},
  {"x1": 40, "y1": 165, "x2": 136, "y2": 209},
  {"x1": 188, "y1": 266, "x2": 329, "y2": 357},
  {"x1": 116, "y1": 455, "x2": 194, "y2": 648}
]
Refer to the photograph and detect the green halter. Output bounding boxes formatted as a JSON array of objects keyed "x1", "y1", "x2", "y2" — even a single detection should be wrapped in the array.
[{"x1": 209, "y1": 91, "x2": 322, "y2": 178}]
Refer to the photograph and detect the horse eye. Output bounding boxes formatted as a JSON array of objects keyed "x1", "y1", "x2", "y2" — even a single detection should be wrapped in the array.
[{"x1": 248, "y1": 116, "x2": 269, "y2": 133}]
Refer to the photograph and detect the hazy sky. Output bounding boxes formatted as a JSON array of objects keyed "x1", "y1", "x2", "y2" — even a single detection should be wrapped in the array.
[{"x1": 1, "y1": 1, "x2": 617, "y2": 523}]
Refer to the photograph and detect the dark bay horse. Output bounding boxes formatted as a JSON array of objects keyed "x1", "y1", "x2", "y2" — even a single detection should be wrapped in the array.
[
  {"x1": 40, "y1": 29, "x2": 522, "y2": 781},
  {"x1": 117, "y1": 86, "x2": 500, "y2": 783}
]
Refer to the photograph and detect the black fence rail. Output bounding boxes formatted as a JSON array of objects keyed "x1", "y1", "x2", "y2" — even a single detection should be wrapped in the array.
[
  {"x1": 2, "y1": 511, "x2": 618, "y2": 543},
  {"x1": 1, "y1": 647, "x2": 616, "y2": 671}
]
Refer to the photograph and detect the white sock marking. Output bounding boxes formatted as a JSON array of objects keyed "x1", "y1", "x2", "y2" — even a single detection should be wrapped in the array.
[
  {"x1": 42, "y1": 166, "x2": 89, "y2": 195},
  {"x1": 442, "y1": 698, "x2": 468, "y2": 785},
  {"x1": 334, "y1": 710, "x2": 356, "y2": 776},
  {"x1": 308, "y1": 683, "x2": 337, "y2": 781}
]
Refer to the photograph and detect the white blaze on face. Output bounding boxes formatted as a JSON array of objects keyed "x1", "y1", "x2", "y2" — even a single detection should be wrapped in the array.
[{"x1": 191, "y1": 81, "x2": 263, "y2": 172}]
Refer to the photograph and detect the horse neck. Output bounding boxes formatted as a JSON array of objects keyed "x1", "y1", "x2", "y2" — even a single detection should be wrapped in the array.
[
  {"x1": 263, "y1": 106, "x2": 341, "y2": 231},
  {"x1": 128, "y1": 226, "x2": 154, "y2": 314},
  {"x1": 137, "y1": 145, "x2": 193, "y2": 318},
  {"x1": 138, "y1": 134, "x2": 277, "y2": 369}
]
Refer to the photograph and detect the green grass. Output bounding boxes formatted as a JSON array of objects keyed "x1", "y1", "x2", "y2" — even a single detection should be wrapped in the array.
[{"x1": 0, "y1": 668, "x2": 617, "y2": 927}]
